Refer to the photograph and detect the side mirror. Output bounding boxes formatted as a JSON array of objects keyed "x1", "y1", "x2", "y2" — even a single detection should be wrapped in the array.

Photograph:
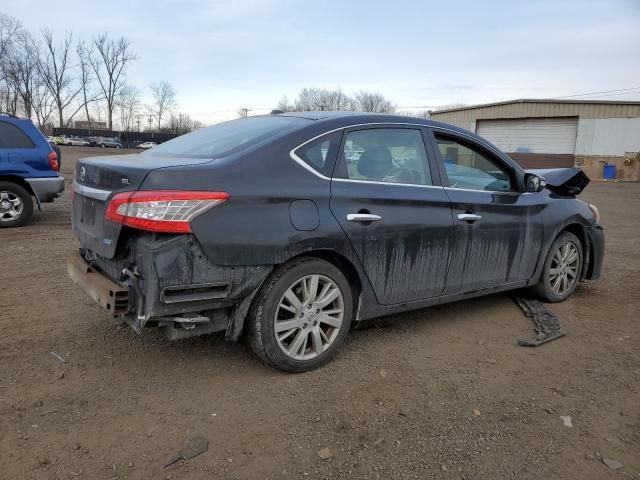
[{"x1": 524, "y1": 173, "x2": 546, "y2": 193}]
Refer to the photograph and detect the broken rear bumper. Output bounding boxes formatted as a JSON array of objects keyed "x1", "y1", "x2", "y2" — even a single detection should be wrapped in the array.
[{"x1": 67, "y1": 235, "x2": 272, "y2": 340}]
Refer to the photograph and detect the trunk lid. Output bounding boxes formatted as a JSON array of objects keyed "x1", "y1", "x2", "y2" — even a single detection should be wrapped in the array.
[
  {"x1": 72, "y1": 154, "x2": 213, "y2": 259},
  {"x1": 527, "y1": 167, "x2": 590, "y2": 196}
]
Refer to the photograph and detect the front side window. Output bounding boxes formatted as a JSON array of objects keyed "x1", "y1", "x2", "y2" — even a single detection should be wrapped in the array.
[
  {"x1": 0, "y1": 121, "x2": 35, "y2": 148},
  {"x1": 337, "y1": 128, "x2": 432, "y2": 186},
  {"x1": 435, "y1": 134, "x2": 512, "y2": 192}
]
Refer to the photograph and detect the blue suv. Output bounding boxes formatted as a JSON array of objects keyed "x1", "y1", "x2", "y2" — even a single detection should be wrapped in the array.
[{"x1": 0, "y1": 115, "x2": 65, "y2": 227}]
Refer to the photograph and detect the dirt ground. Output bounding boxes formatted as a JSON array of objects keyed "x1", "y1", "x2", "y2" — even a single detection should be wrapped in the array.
[{"x1": 1, "y1": 146, "x2": 638, "y2": 480}]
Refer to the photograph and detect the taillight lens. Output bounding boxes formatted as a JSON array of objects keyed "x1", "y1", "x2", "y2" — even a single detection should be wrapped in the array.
[
  {"x1": 48, "y1": 151, "x2": 59, "y2": 171},
  {"x1": 105, "y1": 190, "x2": 229, "y2": 233}
]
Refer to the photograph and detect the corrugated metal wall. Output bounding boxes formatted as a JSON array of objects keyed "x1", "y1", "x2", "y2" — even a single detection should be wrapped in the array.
[
  {"x1": 431, "y1": 101, "x2": 640, "y2": 130},
  {"x1": 576, "y1": 118, "x2": 640, "y2": 156}
]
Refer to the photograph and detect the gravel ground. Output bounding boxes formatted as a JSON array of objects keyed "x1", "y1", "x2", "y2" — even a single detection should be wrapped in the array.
[{"x1": 1, "y1": 146, "x2": 638, "y2": 479}]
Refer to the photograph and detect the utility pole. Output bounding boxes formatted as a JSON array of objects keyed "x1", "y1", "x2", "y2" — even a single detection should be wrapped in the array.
[
  {"x1": 147, "y1": 114, "x2": 153, "y2": 132},
  {"x1": 136, "y1": 115, "x2": 141, "y2": 133}
]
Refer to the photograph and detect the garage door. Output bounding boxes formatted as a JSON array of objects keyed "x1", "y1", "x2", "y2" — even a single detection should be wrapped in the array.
[{"x1": 477, "y1": 117, "x2": 578, "y2": 168}]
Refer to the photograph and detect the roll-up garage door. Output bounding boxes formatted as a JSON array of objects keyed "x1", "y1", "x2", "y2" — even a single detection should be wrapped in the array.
[{"x1": 477, "y1": 117, "x2": 578, "y2": 168}]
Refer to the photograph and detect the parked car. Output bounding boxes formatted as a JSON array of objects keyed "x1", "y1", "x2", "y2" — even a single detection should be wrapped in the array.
[
  {"x1": 0, "y1": 115, "x2": 64, "y2": 227},
  {"x1": 97, "y1": 138, "x2": 122, "y2": 148},
  {"x1": 67, "y1": 112, "x2": 604, "y2": 372},
  {"x1": 64, "y1": 137, "x2": 91, "y2": 147},
  {"x1": 136, "y1": 141, "x2": 157, "y2": 149},
  {"x1": 49, "y1": 135, "x2": 65, "y2": 145}
]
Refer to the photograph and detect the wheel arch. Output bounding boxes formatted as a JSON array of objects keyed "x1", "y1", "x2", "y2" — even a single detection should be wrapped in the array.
[
  {"x1": 227, "y1": 249, "x2": 365, "y2": 342},
  {"x1": 0, "y1": 175, "x2": 36, "y2": 197}
]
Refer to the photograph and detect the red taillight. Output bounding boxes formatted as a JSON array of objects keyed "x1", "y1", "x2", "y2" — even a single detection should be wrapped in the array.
[
  {"x1": 48, "y1": 151, "x2": 59, "y2": 172},
  {"x1": 105, "y1": 190, "x2": 229, "y2": 233}
]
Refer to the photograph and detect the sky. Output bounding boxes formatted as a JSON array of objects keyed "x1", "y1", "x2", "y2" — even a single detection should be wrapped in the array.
[{"x1": 3, "y1": 0, "x2": 640, "y2": 124}]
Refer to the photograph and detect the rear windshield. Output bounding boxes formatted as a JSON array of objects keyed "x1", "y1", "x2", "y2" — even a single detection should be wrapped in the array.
[{"x1": 146, "y1": 116, "x2": 304, "y2": 158}]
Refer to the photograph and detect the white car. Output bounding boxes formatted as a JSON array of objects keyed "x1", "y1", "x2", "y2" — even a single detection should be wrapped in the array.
[
  {"x1": 64, "y1": 137, "x2": 91, "y2": 147},
  {"x1": 136, "y1": 141, "x2": 157, "y2": 149}
]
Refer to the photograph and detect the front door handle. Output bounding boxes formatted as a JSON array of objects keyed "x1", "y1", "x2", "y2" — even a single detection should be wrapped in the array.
[
  {"x1": 347, "y1": 213, "x2": 382, "y2": 223},
  {"x1": 457, "y1": 213, "x2": 482, "y2": 222}
]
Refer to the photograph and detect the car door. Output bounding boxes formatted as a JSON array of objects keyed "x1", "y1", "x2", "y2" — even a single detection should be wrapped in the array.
[
  {"x1": 426, "y1": 128, "x2": 545, "y2": 294},
  {"x1": 329, "y1": 125, "x2": 455, "y2": 305}
]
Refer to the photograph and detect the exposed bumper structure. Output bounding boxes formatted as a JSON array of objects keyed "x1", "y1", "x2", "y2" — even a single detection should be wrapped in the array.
[
  {"x1": 67, "y1": 235, "x2": 272, "y2": 341},
  {"x1": 67, "y1": 251, "x2": 129, "y2": 316},
  {"x1": 27, "y1": 176, "x2": 65, "y2": 203}
]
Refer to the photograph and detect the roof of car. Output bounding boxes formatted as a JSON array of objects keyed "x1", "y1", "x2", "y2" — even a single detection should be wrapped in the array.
[{"x1": 271, "y1": 111, "x2": 473, "y2": 135}]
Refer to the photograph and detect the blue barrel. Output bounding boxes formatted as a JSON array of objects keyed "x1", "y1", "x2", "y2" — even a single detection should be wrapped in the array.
[{"x1": 603, "y1": 164, "x2": 616, "y2": 180}]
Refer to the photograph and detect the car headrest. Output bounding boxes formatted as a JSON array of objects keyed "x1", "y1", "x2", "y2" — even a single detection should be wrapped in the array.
[{"x1": 357, "y1": 146, "x2": 392, "y2": 180}]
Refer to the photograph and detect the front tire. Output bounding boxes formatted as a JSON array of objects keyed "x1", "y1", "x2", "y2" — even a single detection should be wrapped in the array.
[
  {"x1": 248, "y1": 258, "x2": 353, "y2": 372},
  {"x1": 533, "y1": 231, "x2": 583, "y2": 302},
  {"x1": 0, "y1": 182, "x2": 33, "y2": 228}
]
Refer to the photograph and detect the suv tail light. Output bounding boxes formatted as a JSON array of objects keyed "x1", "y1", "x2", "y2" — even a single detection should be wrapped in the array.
[
  {"x1": 48, "y1": 151, "x2": 59, "y2": 171},
  {"x1": 105, "y1": 190, "x2": 229, "y2": 233}
]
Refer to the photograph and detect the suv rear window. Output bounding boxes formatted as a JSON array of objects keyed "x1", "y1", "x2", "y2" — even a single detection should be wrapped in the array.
[
  {"x1": 0, "y1": 121, "x2": 35, "y2": 148},
  {"x1": 147, "y1": 116, "x2": 304, "y2": 158}
]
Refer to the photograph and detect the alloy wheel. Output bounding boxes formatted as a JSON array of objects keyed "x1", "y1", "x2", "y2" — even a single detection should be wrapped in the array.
[
  {"x1": 274, "y1": 274, "x2": 344, "y2": 360},
  {"x1": 0, "y1": 191, "x2": 24, "y2": 222},
  {"x1": 549, "y1": 241, "x2": 580, "y2": 296}
]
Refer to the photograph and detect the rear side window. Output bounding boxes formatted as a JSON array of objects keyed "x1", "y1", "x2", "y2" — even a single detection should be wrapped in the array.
[
  {"x1": 292, "y1": 131, "x2": 342, "y2": 176},
  {"x1": 0, "y1": 121, "x2": 35, "y2": 148}
]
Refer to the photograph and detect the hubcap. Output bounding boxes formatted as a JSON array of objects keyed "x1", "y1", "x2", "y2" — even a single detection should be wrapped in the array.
[
  {"x1": 0, "y1": 191, "x2": 23, "y2": 222},
  {"x1": 274, "y1": 274, "x2": 344, "y2": 360},
  {"x1": 549, "y1": 241, "x2": 579, "y2": 296}
]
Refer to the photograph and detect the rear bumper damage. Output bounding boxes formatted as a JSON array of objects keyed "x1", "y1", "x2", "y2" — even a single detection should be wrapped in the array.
[{"x1": 67, "y1": 234, "x2": 272, "y2": 340}]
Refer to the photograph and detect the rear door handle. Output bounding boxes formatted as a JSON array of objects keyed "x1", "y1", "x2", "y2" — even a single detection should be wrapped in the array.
[
  {"x1": 457, "y1": 213, "x2": 482, "y2": 222},
  {"x1": 347, "y1": 213, "x2": 382, "y2": 223}
]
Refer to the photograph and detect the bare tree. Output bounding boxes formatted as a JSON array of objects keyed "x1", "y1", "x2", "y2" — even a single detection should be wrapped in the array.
[
  {"x1": 237, "y1": 107, "x2": 250, "y2": 118},
  {"x1": 355, "y1": 91, "x2": 395, "y2": 113},
  {"x1": 277, "y1": 87, "x2": 361, "y2": 112},
  {"x1": 36, "y1": 29, "x2": 85, "y2": 127},
  {"x1": 276, "y1": 95, "x2": 293, "y2": 112},
  {"x1": 4, "y1": 30, "x2": 40, "y2": 118},
  {"x1": 117, "y1": 84, "x2": 139, "y2": 131},
  {"x1": 149, "y1": 80, "x2": 177, "y2": 131},
  {"x1": 76, "y1": 40, "x2": 103, "y2": 129},
  {"x1": 32, "y1": 81, "x2": 55, "y2": 128},
  {"x1": 0, "y1": 14, "x2": 23, "y2": 114},
  {"x1": 89, "y1": 33, "x2": 136, "y2": 129},
  {"x1": 0, "y1": 13, "x2": 21, "y2": 63}
]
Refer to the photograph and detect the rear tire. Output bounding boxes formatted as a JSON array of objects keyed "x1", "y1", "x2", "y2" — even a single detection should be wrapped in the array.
[
  {"x1": 0, "y1": 182, "x2": 33, "y2": 228},
  {"x1": 248, "y1": 258, "x2": 353, "y2": 372},
  {"x1": 533, "y1": 231, "x2": 583, "y2": 302}
]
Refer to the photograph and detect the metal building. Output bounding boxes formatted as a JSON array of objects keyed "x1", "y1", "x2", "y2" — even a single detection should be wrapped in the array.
[{"x1": 430, "y1": 99, "x2": 640, "y2": 180}]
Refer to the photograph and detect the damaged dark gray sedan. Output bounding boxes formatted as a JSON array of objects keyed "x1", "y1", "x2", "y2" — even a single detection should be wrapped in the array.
[{"x1": 68, "y1": 112, "x2": 604, "y2": 372}]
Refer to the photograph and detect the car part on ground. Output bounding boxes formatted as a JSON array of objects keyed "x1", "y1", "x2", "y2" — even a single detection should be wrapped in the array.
[
  {"x1": 514, "y1": 297, "x2": 565, "y2": 346},
  {"x1": 66, "y1": 112, "x2": 605, "y2": 371}
]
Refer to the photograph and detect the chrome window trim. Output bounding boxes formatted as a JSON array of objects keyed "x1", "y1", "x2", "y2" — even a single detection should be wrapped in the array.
[
  {"x1": 289, "y1": 122, "x2": 523, "y2": 187},
  {"x1": 73, "y1": 181, "x2": 112, "y2": 201},
  {"x1": 333, "y1": 178, "x2": 442, "y2": 189}
]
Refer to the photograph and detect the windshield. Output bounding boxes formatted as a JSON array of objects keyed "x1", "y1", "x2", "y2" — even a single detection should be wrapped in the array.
[{"x1": 146, "y1": 116, "x2": 305, "y2": 158}]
